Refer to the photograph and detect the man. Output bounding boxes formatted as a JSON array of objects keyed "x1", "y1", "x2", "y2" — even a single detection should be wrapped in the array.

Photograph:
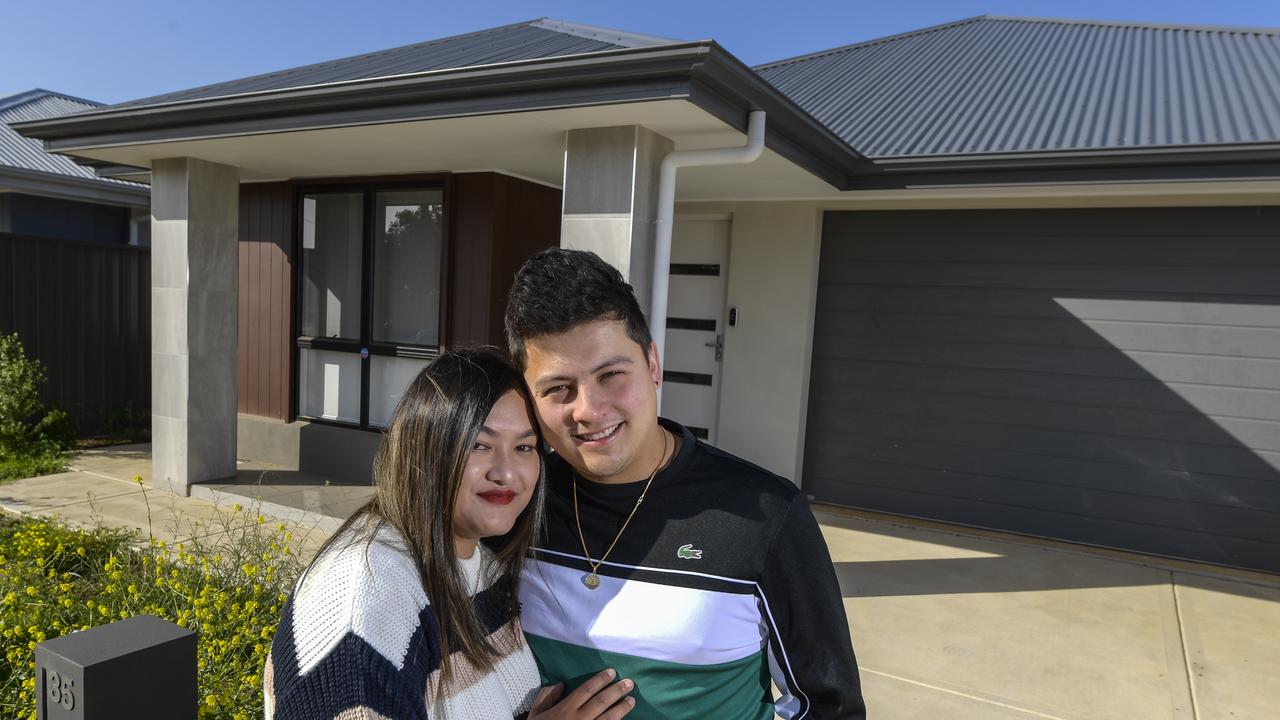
[{"x1": 505, "y1": 248, "x2": 865, "y2": 719}]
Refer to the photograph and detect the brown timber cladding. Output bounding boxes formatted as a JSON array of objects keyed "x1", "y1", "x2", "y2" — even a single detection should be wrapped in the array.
[
  {"x1": 449, "y1": 173, "x2": 561, "y2": 346},
  {"x1": 237, "y1": 173, "x2": 561, "y2": 422},
  {"x1": 0, "y1": 233, "x2": 150, "y2": 436},
  {"x1": 238, "y1": 183, "x2": 293, "y2": 421}
]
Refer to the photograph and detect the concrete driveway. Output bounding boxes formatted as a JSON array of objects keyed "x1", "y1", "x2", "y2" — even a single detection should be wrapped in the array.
[
  {"x1": 2, "y1": 445, "x2": 1277, "y2": 719},
  {"x1": 818, "y1": 506, "x2": 1280, "y2": 720}
]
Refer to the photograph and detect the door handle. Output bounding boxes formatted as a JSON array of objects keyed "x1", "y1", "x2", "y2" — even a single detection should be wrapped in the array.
[{"x1": 704, "y1": 333, "x2": 724, "y2": 362}]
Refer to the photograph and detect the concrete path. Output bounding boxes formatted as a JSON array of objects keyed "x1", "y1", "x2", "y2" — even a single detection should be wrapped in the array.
[
  {"x1": 0, "y1": 444, "x2": 336, "y2": 556},
  {"x1": 3, "y1": 444, "x2": 1278, "y2": 719}
]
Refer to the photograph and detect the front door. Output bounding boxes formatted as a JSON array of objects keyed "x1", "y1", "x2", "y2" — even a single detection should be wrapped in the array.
[{"x1": 661, "y1": 215, "x2": 731, "y2": 444}]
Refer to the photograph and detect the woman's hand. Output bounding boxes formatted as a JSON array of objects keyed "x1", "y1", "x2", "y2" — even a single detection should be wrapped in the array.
[{"x1": 529, "y1": 669, "x2": 636, "y2": 719}]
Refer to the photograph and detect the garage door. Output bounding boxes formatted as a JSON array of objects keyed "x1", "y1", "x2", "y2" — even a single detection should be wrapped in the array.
[{"x1": 804, "y1": 208, "x2": 1280, "y2": 572}]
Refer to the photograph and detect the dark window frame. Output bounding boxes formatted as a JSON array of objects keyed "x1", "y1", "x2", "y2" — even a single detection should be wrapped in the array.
[{"x1": 292, "y1": 177, "x2": 451, "y2": 431}]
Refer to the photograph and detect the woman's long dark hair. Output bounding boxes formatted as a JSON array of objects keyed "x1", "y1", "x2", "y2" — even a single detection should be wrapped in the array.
[{"x1": 308, "y1": 347, "x2": 545, "y2": 691}]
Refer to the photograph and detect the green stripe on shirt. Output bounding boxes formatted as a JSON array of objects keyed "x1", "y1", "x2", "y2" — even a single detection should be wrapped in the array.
[{"x1": 525, "y1": 633, "x2": 775, "y2": 720}]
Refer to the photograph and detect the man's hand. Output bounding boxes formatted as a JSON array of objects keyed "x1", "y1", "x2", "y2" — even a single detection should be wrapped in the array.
[{"x1": 529, "y1": 669, "x2": 636, "y2": 720}]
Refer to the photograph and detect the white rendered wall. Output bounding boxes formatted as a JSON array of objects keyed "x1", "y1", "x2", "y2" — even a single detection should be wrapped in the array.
[{"x1": 677, "y1": 201, "x2": 822, "y2": 485}]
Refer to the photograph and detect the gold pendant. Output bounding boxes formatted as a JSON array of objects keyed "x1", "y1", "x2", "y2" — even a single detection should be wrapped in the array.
[{"x1": 582, "y1": 572, "x2": 601, "y2": 589}]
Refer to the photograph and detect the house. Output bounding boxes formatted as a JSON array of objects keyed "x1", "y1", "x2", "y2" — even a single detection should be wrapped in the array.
[
  {"x1": 15, "y1": 16, "x2": 1280, "y2": 572},
  {"x1": 2, "y1": 89, "x2": 151, "y2": 434},
  {"x1": 1, "y1": 89, "x2": 150, "y2": 243}
]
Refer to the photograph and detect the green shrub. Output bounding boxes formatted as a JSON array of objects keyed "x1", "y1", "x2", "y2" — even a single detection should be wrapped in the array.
[
  {"x1": 0, "y1": 334, "x2": 73, "y2": 465},
  {"x1": 0, "y1": 454, "x2": 68, "y2": 483},
  {"x1": 0, "y1": 490, "x2": 311, "y2": 719}
]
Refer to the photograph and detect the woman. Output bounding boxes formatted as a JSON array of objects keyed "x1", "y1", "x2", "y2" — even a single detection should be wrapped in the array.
[{"x1": 265, "y1": 348, "x2": 635, "y2": 719}]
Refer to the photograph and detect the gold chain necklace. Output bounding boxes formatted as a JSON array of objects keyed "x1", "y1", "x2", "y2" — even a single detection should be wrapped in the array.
[{"x1": 572, "y1": 430, "x2": 669, "y2": 590}]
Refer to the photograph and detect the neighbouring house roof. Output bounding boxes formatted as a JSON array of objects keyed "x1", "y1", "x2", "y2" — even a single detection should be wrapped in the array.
[
  {"x1": 1, "y1": 90, "x2": 129, "y2": 182},
  {"x1": 0, "y1": 89, "x2": 149, "y2": 205},
  {"x1": 756, "y1": 15, "x2": 1280, "y2": 159},
  {"x1": 112, "y1": 19, "x2": 681, "y2": 109}
]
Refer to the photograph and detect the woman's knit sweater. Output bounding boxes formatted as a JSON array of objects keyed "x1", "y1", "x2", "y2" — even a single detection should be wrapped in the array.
[{"x1": 264, "y1": 525, "x2": 540, "y2": 719}]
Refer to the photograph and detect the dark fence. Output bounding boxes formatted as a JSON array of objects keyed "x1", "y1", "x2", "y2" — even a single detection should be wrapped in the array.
[{"x1": 0, "y1": 233, "x2": 150, "y2": 437}]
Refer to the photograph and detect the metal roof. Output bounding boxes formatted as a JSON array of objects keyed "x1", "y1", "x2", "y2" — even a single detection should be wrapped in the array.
[
  {"x1": 0, "y1": 90, "x2": 142, "y2": 188},
  {"x1": 113, "y1": 19, "x2": 680, "y2": 110},
  {"x1": 755, "y1": 16, "x2": 1280, "y2": 158}
]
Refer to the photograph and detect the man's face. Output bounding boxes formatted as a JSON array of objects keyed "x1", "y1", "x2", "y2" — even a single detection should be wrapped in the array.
[{"x1": 522, "y1": 319, "x2": 663, "y2": 483}]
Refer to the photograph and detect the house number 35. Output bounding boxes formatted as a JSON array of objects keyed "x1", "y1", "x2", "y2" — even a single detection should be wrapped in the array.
[{"x1": 46, "y1": 670, "x2": 76, "y2": 711}]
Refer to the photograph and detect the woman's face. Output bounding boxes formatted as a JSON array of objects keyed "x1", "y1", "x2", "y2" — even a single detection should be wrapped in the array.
[{"x1": 452, "y1": 389, "x2": 540, "y2": 557}]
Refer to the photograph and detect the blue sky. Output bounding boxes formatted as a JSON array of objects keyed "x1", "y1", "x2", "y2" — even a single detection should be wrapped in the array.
[{"x1": 5, "y1": 0, "x2": 1280, "y2": 105}]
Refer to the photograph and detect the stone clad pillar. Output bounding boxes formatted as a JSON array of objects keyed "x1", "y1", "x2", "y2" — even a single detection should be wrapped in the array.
[
  {"x1": 150, "y1": 158, "x2": 239, "y2": 492},
  {"x1": 560, "y1": 126, "x2": 674, "y2": 314}
]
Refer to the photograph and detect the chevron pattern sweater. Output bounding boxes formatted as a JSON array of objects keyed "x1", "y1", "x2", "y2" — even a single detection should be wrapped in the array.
[{"x1": 265, "y1": 525, "x2": 540, "y2": 719}]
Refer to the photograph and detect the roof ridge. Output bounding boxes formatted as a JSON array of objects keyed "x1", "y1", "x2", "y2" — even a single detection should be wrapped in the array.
[
  {"x1": 981, "y1": 14, "x2": 1280, "y2": 35},
  {"x1": 755, "y1": 14, "x2": 1280, "y2": 72},
  {"x1": 754, "y1": 15, "x2": 990, "y2": 71},
  {"x1": 0, "y1": 88, "x2": 102, "y2": 115},
  {"x1": 530, "y1": 18, "x2": 681, "y2": 47},
  {"x1": 115, "y1": 18, "x2": 546, "y2": 108}
]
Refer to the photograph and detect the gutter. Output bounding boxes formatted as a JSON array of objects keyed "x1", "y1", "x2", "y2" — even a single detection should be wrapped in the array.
[
  {"x1": 850, "y1": 141, "x2": 1280, "y2": 188},
  {"x1": 651, "y1": 111, "x2": 765, "y2": 406},
  {"x1": 0, "y1": 166, "x2": 150, "y2": 208}
]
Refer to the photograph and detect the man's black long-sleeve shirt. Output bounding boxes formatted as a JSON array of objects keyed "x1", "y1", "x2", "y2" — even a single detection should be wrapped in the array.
[{"x1": 519, "y1": 419, "x2": 866, "y2": 718}]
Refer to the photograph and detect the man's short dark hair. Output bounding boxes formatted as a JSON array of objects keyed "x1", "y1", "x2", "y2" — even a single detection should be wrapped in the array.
[{"x1": 505, "y1": 248, "x2": 653, "y2": 370}]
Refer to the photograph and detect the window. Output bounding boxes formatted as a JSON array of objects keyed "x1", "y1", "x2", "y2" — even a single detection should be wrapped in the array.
[{"x1": 296, "y1": 184, "x2": 445, "y2": 429}]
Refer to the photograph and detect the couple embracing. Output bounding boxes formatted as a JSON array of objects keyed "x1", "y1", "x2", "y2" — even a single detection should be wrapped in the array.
[{"x1": 265, "y1": 249, "x2": 865, "y2": 719}]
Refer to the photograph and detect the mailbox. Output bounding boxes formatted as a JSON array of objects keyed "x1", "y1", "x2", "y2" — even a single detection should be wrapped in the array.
[{"x1": 34, "y1": 614, "x2": 196, "y2": 720}]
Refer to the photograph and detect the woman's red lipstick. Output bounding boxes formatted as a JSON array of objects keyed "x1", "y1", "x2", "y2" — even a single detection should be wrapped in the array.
[{"x1": 478, "y1": 489, "x2": 516, "y2": 505}]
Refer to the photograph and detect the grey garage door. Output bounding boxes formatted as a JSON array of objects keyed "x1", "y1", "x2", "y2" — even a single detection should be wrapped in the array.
[{"x1": 805, "y1": 207, "x2": 1280, "y2": 573}]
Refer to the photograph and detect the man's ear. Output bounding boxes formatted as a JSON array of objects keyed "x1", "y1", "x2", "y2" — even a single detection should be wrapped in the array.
[{"x1": 647, "y1": 341, "x2": 662, "y2": 385}]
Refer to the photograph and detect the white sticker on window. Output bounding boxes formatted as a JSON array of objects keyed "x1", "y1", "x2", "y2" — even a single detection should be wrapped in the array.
[{"x1": 323, "y1": 363, "x2": 340, "y2": 419}]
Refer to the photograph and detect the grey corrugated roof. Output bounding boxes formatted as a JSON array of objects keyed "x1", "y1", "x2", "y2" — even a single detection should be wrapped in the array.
[
  {"x1": 756, "y1": 16, "x2": 1280, "y2": 158},
  {"x1": 0, "y1": 90, "x2": 142, "y2": 187},
  {"x1": 113, "y1": 18, "x2": 680, "y2": 109}
]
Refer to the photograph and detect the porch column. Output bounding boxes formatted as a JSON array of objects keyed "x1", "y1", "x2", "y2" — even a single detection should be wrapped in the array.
[
  {"x1": 150, "y1": 158, "x2": 239, "y2": 492},
  {"x1": 560, "y1": 126, "x2": 674, "y2": 314}
]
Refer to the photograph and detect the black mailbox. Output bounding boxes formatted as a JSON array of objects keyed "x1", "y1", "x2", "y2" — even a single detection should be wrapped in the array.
[{"x1": 34, "y1": 614, "x2": 197, "y2": 720}]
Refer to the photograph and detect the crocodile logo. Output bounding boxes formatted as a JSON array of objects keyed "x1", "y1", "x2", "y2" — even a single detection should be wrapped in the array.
[{"x1": 677, "y1": 544, "x2": 703, "y2": 560}]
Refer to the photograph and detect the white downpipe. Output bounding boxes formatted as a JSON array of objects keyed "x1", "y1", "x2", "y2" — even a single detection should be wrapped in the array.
[{"x1": 651, "y1": 111, "x2": 765, "y2": 407}]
